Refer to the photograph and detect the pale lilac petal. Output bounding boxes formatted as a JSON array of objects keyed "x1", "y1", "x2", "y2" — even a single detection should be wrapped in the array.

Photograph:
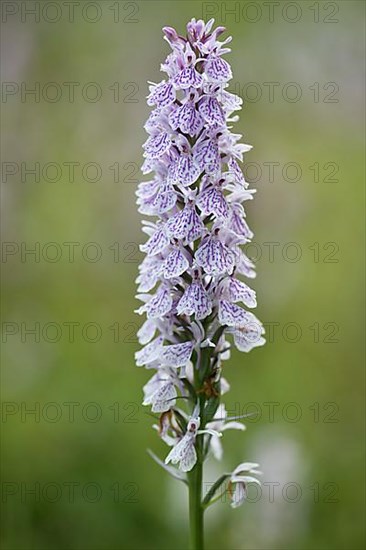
[
  {"x1": 228, "y1": 157, "x2": 246, "y2": 186},
  {"x1": 177, "y1": 282, "x2": 212, "y2": 320},
  {"x1": 168, "y1": 104, "x2": 181, "y2": 130},
  {"x1": 146, "y1": 287, "x2": 173, "y2": 319},
  {"x1": 146, "y1": 381, "x2": 177, "y2": 413},
  {"x1": 233, "y1": 462, "x2": 260, "y2": 475},
  {"x1": 218, "y1": 300, "x2": 250, "y2": 327},
  {"x1": 147, "y1": 81, "x2": 176, "y2": 107},
  {"x1": 198, "y1": 96, "x2": 225, "y2": 125},
  {"x1": 165, "y1": 434, "x2": 197, "y2": 472},
  {"x1": 144, "y1": 108, "x2": 164, "y2": 133},
  {"x1": 163, "y1": 249, "x2": 190, "y2": 279},
  {"x1": 205, "y1": 56, "x2": 232, "y2": 83},
  {"x1": 228, "y1": 206, "x2": 253, "y2": 240},
  {"x1": 176, "y1": 155, "x2": 201, "y2": 186},
  {"x1": 144, "y1": 132, "x2": 171, "y2": 159},
  {"x1": 135, "y1": 336, "x2": 164, "y2": 366},
  {"x1": 230, "y1": 312, "x2": 265, "y2": 351},
  {"x1": 234, "y1": 248, "x2": 256, "y2": 278},
  {"x1": 233, "y1": 329, "x2": 265, "y2": 353},
  {"x1": 161, "y1": 341, "x2": 193, "y2": 367},
  {"x1": 227, "y1": 278, "x2": 257, "y2": 308},
  {"x1": 197, "y1": 188, "x2": 229, "y2": 218},
  {"x1": 140, "y1": 227, "x2": 169, "y2": 256},
  {"x1": 166, "y1": 206, "x2": 204, "y2": 244},
  {"x1": 221, "y1": 90, "x2": 242, "y2": 113},
  {"x1": 137, "y1": 319, "x2": 157, "y2": 344},
  {"x1": 179, "y1": 443, "x2": 197, "y2": 472},
  {"x1": 173, "y1": 67, "x2": 203, "y2": 89},
  {"x1": 136, "y1": 179, "x2": 160, "y2": 199},
  {"x1": 232, "y1": 475, "x2": 261, "y2": 487},
  {"x1": 152, "y1": 183, "x2": 177, "y2": 214},
  {"x1": 195, "y1": 237, "x2": 234, "y2": 276},
  {"x1": 178, "y1": 102, "x2": 204, "y2": 136},
  {"x1": 193, "y1": 139, "x2": 220, "y2": 175}
]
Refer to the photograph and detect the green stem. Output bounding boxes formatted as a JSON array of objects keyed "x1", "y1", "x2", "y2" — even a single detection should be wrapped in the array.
[
  {"x1": 187, "y1": 321, "x2": 216, "y2": 550},
  {"x1": 188, "y1": 435, "x2": 204, "y2": 550}
]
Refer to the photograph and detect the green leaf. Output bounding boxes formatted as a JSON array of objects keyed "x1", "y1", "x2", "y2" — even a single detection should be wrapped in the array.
[{"x1": 202, "y1": 473, "x2": 230, "y2": 506}]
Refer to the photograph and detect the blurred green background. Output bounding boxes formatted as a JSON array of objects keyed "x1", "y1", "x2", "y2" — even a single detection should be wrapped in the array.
[{"x1": 1, "y1": 1, "x2": 365, "y2": 549}]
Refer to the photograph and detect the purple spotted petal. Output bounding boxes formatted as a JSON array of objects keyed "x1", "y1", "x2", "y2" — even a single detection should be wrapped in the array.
[
  {"x1": 136, "y1": 255, "x2": 163, "y2": 292},
  {"x1": 149, "y1": 382, "x2": 177, "y2": 412},
  {"x1": 146, "y1": 286, "x2": 173, "y2": 319},
  {"x1": 135, "y1": 336, "x2": 164, "y2": 366},
  {"x1": 161, "y1": 342, "x2": 193, "y2": 367},
  {"x1": 193, "y1": 138, "x2": 220, "y2": 175},
  {"x1": 228, "y1": 157, "x2": 246, "y2": 186},
  {"x1": 152, "y1": 183, "x2": 177, "y2": 214},
  {"x1": 197, "y1": 187, "x2": 229, "y2": 218},
  {"x1": 198, "y1": 96, "x2": 225, "y2": 125},
  {"x1": 144, "y1": 108, "x2": 165, "y2": 133},
  {"x1": 168, "y1": 105, "x2": 181, "y2": 130},
  {"x1": 178, "y1": 102, "x2": 204, "y2": 136},
  {"x1": 220, "y1": 90, "x2": 242, "y2": 113},
  {"x1": 195, "y1": 237, "x2": 234, "y2": 276},
  {"x1": 147, "y1": 81, "x2": 176, "y2": 107},
  {"x1": 234, "y1": 248, "x2": 256, "y2": 278},
  {"x1": 205, "y1": 56, "x2": 232, "y2": 83},
  {"x1": 228, "y1": 205, "x2": 253, "y2": 240},
  {"x1": 172, "y1": 67, "x2": 203, "y2": 89},
  {"x1": 231, "y1": 313, "x2": 265, "y2": 352},
  {"x1": 140, "y1": 227, "x2": 169, "y2": 256},
  {"x1": 166, "y1": 206, "x2": 204, "y2": 244},
  {"x1": 136, "y1": 179, "x2": 160, "y2": 199},
  {"x1": 176, "y1": 155, "x2": 201, "y2": 186},
  {"x1": 218, "y1": 300, "x2": 250, "y2": 327},
  {"x1": 163, "y1": 249, "x2": 190, "y2": 279},
  {"x1": 137, "y1": 319, "x2": 157, "y2": 345},
  {"x1": 226, "y1": 278, "x2": 257, "y2": 308},
  {"x1": 176, "y1": 282, "x2": 212, "y2": 320},
  {"x1": 144, "y1": 132, "x2": 171, "y2": 159}
]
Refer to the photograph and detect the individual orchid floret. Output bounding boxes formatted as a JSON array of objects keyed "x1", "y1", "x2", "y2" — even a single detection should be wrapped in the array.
[
  {"x1": 165, "y1": 406, "x2": 221, "y2": 472},
  {"x1": 165, "y1": 411, "x2": 200, "y2": 472},
  {"x1": 228, "y1": 462, "x2": 262, "y2": 508},
  {"x1": 143, "y1": 370, "x2": 179, "y2": 413}
]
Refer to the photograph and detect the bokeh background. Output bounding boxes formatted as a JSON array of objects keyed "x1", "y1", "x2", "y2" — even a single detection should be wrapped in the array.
[{"x1": 1, "y1": 1, "x2": 365, "y2": 549}]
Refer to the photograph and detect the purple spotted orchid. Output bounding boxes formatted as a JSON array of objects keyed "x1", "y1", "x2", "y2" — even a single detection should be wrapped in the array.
[{"x1": 135, "y1": 18, "x2": 264, "y2": 549}]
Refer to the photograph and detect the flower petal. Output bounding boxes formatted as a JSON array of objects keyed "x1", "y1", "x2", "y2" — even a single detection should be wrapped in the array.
[
  {"x1": 135, "y1": 336, "x2": 163, "y2": 366},
  {"x1": 140, "y1": 227, "x2": 169, "y2": 256},
  {"x1": 205, "y1": 56, "x2": 232, "y2": 83},
  {"x1": 173, "y1": 67, "x2": 203, "y2": 89},
  {"x1": 161, "y1": 341, "x2": 193, "y2": 367},
  {"x1": 197, "y1": 187, "x2": 229, "y2": 218},
  {"x1": 177, "y1": 282, "x2": 212, "y2": 320},
  {"x1": 163, "y1": 249, "x2": 190, "y2": 279},
  {"x1": 146, "y1": 287, "x2": 173, "y2": 319},
  {"x1": 218, "y1": 300, "x2": 250, "y2": 327},
  {"x1": 195, "y1": 238, "x2": 234, "y2": 276},
  {"x1": 198, "y1": 96, "x2": 225, "y2": 125},
  {"x1": 166, "y1": 205, "x2": 204, "y2": 244}
]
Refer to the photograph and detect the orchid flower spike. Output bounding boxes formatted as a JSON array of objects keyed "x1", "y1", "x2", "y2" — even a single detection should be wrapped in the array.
[{"x1": 135, "y1": 17, "x2": 266, "y2": 548}]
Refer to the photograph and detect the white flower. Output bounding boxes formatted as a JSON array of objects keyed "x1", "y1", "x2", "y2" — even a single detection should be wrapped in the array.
[
  {"x1": 142, "y1": 371, "x2": 178, "y2": 413},
  {"x1": 165, "y1": 413, "x2": 200, "y2": 472},
  {"x1": 165, "y1": 407, "x2": 222, "y2": 472},
  {"x1": 228, "y1": 462, "x2": 262, "y2": 508},
  {"x1": 207, "y1": 404, "x2": 245, "y2": 460}
]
